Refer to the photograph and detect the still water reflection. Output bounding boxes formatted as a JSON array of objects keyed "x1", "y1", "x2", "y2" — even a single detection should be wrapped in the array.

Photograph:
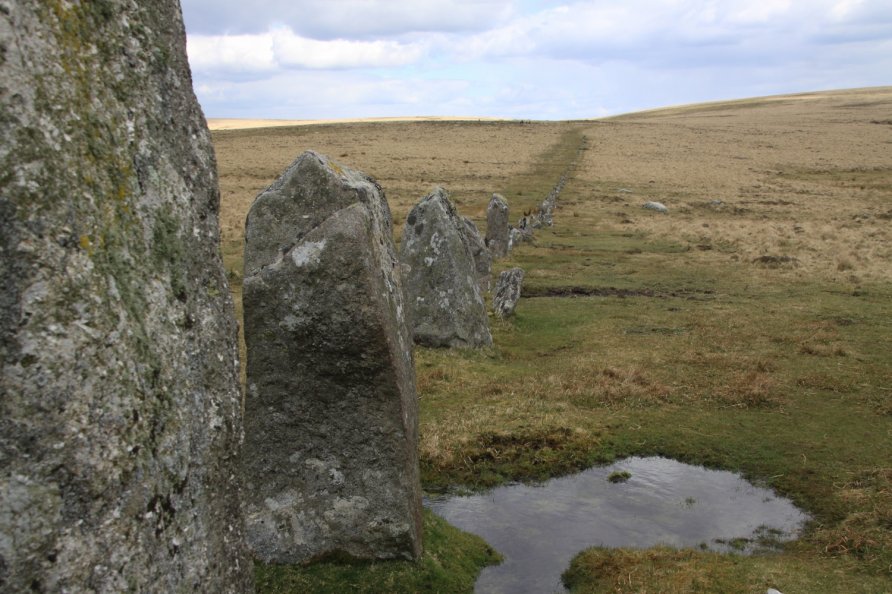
[{"x1": 426, "y1": 456, "x2": 808, "y2": 594}]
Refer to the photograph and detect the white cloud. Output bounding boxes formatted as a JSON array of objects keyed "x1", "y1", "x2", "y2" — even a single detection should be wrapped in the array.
[
  {"x1": 830, "y1": 0, "x2": 865, "y2": 20},
  {"x1": 192, "y1": 70, "x2": 474, "y2": 119},
  {"x1": 271, "y1": 29, "x2": 425, "y2": 69},
  {"x1": 455, "y1": 0, "x2": 892, "y2": 66},
  {"x1": 187, "y1": 34, "x2": 275, "y2": 74},
  {"x1": 181, "y1": 0, "x2": 515, "y2": 38},
  {"x1": 184, "y1": 0, "x2": 892, "y2": 119},
  {"x1": 187, "y1": 27, "x2": 426, "y2": 74},
  {"x1": 456, "y1": 2, "x2": 737, "y2": 63},
  {"x1": 727, "y1": 0, "x2": 794, "y2": 24}
]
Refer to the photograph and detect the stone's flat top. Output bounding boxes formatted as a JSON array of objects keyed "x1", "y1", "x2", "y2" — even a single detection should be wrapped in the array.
[
  {"x1": 243, "y1": 150, "x2": 387, "y2": 275},
  {"x1": 488, "y1": 193, "x2": 509, "y2": 207}
]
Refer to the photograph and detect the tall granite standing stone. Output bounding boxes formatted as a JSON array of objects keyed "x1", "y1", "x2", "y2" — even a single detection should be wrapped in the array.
[
  {"x1": 400, "y1": 188, "x2": 493, "y2": 348},
  {"x1": 462, "y1": 217, "x2": 493, "y2": 292},
  {"x1": 0, "y1": 2, "x2": 251, "y2": 592},
  {"x1": 242, "y1": 151, "x2": 422, "y2": 563},
  {"x1": 486, "y1": 193, "x2": 510, "y2": 258},
  {"x1": 493, "y1": 268, "x2": 525, "y2": 318}
]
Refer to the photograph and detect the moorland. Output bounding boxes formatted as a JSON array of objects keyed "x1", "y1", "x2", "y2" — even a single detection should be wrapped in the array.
[{"x1": 212, "y1": 87, "x2": 892, "y2": 593}]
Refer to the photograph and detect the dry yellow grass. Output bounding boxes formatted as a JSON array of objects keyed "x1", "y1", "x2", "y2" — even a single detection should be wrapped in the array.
[
  {"x1": 216, "y1": 87, "x2": 892, "y2": 286},
  {"x1": 214, "y1": 87, "x2": 892, "y2": 591},
  {"x1": 572, "y1": 87, "x2": 892, "y2": 283},
  {"x1": 213, "y1": 120, "x2": 569, "y2": 268},
  {"x1": 214, "y1": 88, "x2": 892, "y2": 465}
]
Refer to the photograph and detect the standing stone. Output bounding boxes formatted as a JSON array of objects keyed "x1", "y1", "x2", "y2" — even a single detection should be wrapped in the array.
[
  {"x1": 0, "y1": 2, "x2": 251, "y2": 592},
  {"x1": 486, "y1": 193, "x2": 510, "y2": 258},
  {"x1": 242, "y1": 151, "x2": 422, "y2": 563},
  {"x1": 462, "y1": 217, "x2": 492, "y2": 292},
  {"x1": 509, "y1": 227, "x2": 535, "y2": 251},
  {"x1": 538, "y1": 196, "x2": 555, "y2": 227},
  {"x1": 400, "y1": 188, "x2": 493, "y2": 348},
  {"x1": 538, "y1": 172, "x2": 568, "y2": 228},
  {"x1": 493, "y1": 268, "x2": 525, "y2": 318}
]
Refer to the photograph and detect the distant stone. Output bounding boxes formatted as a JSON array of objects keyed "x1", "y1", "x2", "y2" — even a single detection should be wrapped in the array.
[
  {"x1": 538, "y1": 172, "x2": 567, "y2": 227},
  {"x1": 486, "y1": 193, "x2": 510, "y2": 258},
  {"x1": 0, "y1": 2, "x2": 251, "y2": 591},
  {"x1": 509, "y1": 227, "x2": 535, "y2": 250},
  {"x1": 242, "y1": 151, "x2": 422, "y2": 563},
  {"x1": 766, "y1": 589, "x2": 784, "y2": 594},
  {"x1": 523, "y1": 211, "x2": 544, "y2": 229},
  {"x1": 643, "y1": 201, "x2": 669, "y2": 213},
  {"x1": 462, "y1": 217, "x2": 493, "y2": 292},
  {"x1": 538, "y1": 203, "x2": 554, "y2": 227},
  {"x1": 493, "y1": 268, "x2": 525, "y2": 318},
  {"x1": 400, "y1": 188, "x2": 493, "y2": 348}
]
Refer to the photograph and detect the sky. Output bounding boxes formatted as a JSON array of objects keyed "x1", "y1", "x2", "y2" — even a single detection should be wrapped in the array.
[{"x1": 181, "y1": 0, "x2": 892, "y2": 120}]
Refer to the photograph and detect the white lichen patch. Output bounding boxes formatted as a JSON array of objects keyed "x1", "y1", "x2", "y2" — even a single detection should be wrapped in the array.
[
  {"x1": 290, "y1": 239, "x2": 327, "y2": 268},
  {"x1": 263, "y1": 489, "x2": 298, "y2": 512},
  {"x1": 281, "y1": 314, "x2": 300, "y2": 331},
  {"x1": 329, "y1": 468, "x2": 345, "y2": 486},
  {"x1": 428, "y1": 231, "x2": 441, "y2": 255},
  {"x1": 323, "y1": 496, "x2": 370, "y2": 524}
]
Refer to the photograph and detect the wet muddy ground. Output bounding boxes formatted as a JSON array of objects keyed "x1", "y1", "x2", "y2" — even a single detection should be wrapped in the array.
[{"x1": 427, "y1": 457, "x2": 808, "y2": 594}]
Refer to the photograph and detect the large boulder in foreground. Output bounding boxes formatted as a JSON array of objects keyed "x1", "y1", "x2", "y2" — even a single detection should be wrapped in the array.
[
  {"x1": 0, "y1": 1, "x2": 251, "y2": 591},
  {"x1": 400, "y1": 188, "x2": 493, "y2": 348},
  {"x1": 486, "y1": 193, "x2": 510, "y2": 258},
  {"x1": 242, "y1": 151, "x2": 422, "y2": 563}
]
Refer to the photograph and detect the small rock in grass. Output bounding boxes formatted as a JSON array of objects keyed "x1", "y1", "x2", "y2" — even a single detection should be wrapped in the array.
[{"x1": 643, "y1": 201, "x2": 669, "y2": 214}]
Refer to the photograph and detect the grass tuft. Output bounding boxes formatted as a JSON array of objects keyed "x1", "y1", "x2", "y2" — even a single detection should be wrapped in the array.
[
  {"x1": 255, "y1": 511, "x2": 500, "y2": 594},
  {"x1": 607, "y1": 470, "x2": 632, "y2": 483}
]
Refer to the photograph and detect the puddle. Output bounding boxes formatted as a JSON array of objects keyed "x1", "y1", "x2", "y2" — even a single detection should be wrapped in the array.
[{"x1": 425, "y1": 456, "x2": 808, "y2": 594}]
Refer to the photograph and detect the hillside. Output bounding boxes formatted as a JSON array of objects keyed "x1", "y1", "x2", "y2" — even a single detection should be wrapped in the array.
[{"x1": 214, "y1": 87, "x2": 892, "y2": 593}]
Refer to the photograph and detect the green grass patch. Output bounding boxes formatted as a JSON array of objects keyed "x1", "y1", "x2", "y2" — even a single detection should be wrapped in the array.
[
  {"x1": 562, "y1": 547, "x2": 892, "y2": 594},
  {"x1": 607, "y1": 470, "x2": 632, "y2": 483},
  {"x1": 496, "y1": 126, "x2": 587, "y2": 216},
  {"x1": 255, "y1": 510, "x2": 500, "y2": 594},
  {"x1": 214, "y1": 116, "x2": 892, "y2": 592},
  {"x1": 416, "y1": 199, "x2": 892, "y2": 586}
]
